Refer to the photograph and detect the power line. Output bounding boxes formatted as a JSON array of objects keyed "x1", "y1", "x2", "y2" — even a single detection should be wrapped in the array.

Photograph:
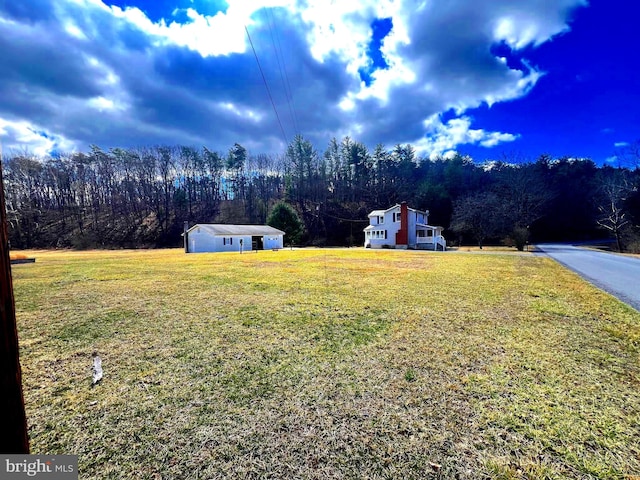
[
  {"x1": 264, "y1": 8, "x2": 296, "y2": 134},
  {"x1": 244, "y1": 25, "x2": 289, "y2": 147},
  {"x1": 309, "y1": 204, "x2": 369, "y2": 224},
  {"x1": 273, "y1": 29, "x2": 302, "y2": 136},
  {"x1": 264, "y1": 7, "x2": 301, "y2": 135}
]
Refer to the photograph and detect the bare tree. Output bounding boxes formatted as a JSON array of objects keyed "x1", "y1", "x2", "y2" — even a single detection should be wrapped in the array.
[
  {"x1": 595, "y1": 170, "x2": 633, "y2": 252},
  {"x1": 495, "y1": 164, "x2": 554, "y2": 250},
  {"x1": 450, "y1": 192, "x2": 504, "y2": 249},
  {"x1": 614, "y1": 139, "x2": 640, "y2": 170}
]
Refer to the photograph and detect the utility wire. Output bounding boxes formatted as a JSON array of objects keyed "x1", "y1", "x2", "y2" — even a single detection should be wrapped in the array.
[
  {"x1": 264, "y1": 7, "x2": 301, "y2": 135},
  {"x1": 244, "y1": 25, "x2": 289, "y2": 147},
  {"x1": 309, "y1": 205, "x2": 369, "y2": 223},
  {"x1": 270, "y1": 9, "x2": 301, "y2": 134}
]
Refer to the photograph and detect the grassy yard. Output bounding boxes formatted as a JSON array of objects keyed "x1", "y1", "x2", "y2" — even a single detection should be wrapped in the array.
[{"x1": 11, "y1": 248, "x2": 640, "y2": 479}]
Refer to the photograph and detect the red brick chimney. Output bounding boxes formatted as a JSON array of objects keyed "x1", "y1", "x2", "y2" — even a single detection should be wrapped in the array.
[{"x1": 395, "y1": 202, "x2": 408, "y2": 246}]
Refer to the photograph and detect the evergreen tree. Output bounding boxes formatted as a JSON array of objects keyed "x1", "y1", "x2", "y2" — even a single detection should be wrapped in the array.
[{"x1": 267, "y1": 202, "x2": 304, "y2": 245}]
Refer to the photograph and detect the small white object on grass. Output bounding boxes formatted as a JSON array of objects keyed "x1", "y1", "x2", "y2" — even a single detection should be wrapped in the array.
[{"x1": 92, "y1": 352, "x2": 103, "y2": 386}]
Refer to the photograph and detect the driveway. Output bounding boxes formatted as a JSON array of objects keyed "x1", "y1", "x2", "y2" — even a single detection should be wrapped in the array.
[{"x1": 537, "y1": 243, "x2": 640, "y2": 311}]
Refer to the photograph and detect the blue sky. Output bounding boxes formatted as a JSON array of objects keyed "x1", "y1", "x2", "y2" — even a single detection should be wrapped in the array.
[{"x1": 0, "y1": 0, "x2": 637, "y2": 164}]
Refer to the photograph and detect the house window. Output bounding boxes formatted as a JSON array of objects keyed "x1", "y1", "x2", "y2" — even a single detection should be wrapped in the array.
[
  {"x1": 427, "y1": 230, "x2": 433, "y2": 237},
  {"x1": 393, "y1": 212, "x2": 401, "y2": 222},
  {"x1": 417, "y1": 230, "x2": 425, "y2": 237},
  {"x1": 378, "y1": 216, "x2": 384, "y2": 224}
]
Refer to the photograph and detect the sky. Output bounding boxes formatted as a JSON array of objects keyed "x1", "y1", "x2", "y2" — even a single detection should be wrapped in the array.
[{"x1": 0, "y1": 0, "x2": 638, "y2": 164}]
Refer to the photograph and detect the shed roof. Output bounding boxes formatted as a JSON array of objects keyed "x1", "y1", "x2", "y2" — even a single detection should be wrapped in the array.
[{"x1": 187, "y1": 224, "x2": 285, "y2": 236}]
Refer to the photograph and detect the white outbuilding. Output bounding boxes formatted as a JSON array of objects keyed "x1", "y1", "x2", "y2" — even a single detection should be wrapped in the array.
[{"x1": 184, "y1": 224, "x2": 285, "y2": 253}]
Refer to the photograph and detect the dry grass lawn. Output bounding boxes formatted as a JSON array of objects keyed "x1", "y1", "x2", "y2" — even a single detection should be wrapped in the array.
[{"x1": 11, "y1": 248, "x2": 640, "y2": 479}]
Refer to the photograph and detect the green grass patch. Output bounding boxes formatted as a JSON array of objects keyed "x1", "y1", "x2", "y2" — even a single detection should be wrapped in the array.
[{"x1": 12, "y1": 248, "x2": 640, "y2": 479}]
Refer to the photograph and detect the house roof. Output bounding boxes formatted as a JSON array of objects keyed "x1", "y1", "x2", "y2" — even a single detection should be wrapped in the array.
[
  {"x1": 187, "y1": 224, "x2": 285, "y2": 236},
  {"x1": 368, "y1": 204, "x2": 429, "y2": 217},
  {"x1": 368, "y1": 210, "x2": 386, "y2": 217}
]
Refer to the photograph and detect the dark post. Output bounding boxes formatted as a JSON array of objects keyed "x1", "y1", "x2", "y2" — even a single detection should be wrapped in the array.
[
  {"x1": 0, "y1": 159, "x2": 30, "y2": 453},
  {"x1": 183, "y1": 221, "x2": 189, "y2": 253}
]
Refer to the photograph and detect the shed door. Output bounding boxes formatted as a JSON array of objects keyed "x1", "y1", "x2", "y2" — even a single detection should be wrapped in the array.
[{"x1": 252, "y1": 236, "x2": 264, "y2": 250}]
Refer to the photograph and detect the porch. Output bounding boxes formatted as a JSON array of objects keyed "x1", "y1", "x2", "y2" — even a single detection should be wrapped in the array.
[{"x1": 416, "y1": 224, "x2": 446, "y2": 251}]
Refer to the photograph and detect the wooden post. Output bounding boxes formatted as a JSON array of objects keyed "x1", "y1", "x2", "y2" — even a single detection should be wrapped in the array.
[
  {"x1": 183, "y1": 221, "x2": 189, "y2": 253},
  {"x1": 0, "y1": 159, "x2": 30, "y2": 453}
]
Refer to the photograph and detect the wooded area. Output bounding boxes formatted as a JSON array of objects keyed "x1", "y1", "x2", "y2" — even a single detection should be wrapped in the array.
[{"x1": 2, "y1": 136, "x2": 640, "y2": 251}]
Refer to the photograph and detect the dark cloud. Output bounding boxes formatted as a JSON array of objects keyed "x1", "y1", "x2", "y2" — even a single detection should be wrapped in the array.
[
  {"x1": 0, "y1": 0, "x2": 586, "y2": 157},
  {"x1": 1, "y1": 0, "x2": 56, "y2": 24},
  {"x1": 0, "y1": 20, "x2": 103, "y2": 99},
  {"x1": 151, "y1": 47, "x2": 269, "y2": 104}
]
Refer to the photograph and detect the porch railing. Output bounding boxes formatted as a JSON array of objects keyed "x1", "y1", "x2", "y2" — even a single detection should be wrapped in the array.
[{"x1": 416, "y1": 235, "x2": 447, "y2": 250}]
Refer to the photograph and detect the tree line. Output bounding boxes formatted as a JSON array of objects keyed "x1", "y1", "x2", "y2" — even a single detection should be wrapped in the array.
[{"x1": 2, "y1": 136, "x2": 640, "y2": 251}]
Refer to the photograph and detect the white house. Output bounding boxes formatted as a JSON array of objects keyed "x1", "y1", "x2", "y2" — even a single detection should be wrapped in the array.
[
  {"x1": 363, "y1": 202, "x2": 446, "y2": 250},
  {"x1": 184, "y1": 224, "x2": 285, "y2": 253}
]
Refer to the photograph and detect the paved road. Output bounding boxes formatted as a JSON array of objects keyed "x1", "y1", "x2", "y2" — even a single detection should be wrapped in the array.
[{"x1": 537, "y1": 243, "x2": 640, "y2": 311}]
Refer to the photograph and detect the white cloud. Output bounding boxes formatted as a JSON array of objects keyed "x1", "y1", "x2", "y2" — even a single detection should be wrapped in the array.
[
  {"x1": 0, "y1": 118, "x2": 76, "y2": 156},
  {"x1": 480, "y1": 131, "x2": 519, "y2": 148},
  {"x1": 87, "y1": 95, "x2": 126, "y2": 112},
  {"x1": 94, "y1": 0, "x2": 300, "y2": 58},
  {"x1": 324, "y1": 0, "x2": 578, "y2": 149},
  {"x1": 0, "y1": 0, "x2": 586, "y2": 157},
  {"x1": 492, "y1": 1, "x2": 588, "y2": 48},
  {"x1": 415, "y1": 115, "x2": 519, "y2": 159},
  {"x1": 614, "y1": 141, "x2": 629, "y2": 148},
  {"x1": 98, "y1": 0, "x2": 276, "y2": 57},
  {"x1": 64, "y1": 21, "x2": 86, "y2": 40},
  {"x1": 218, "y1": 102, "x2": 264, "y2": 123},
  {"x1": 159, "y1": 7, "x2": 249, "y2": 57}
]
